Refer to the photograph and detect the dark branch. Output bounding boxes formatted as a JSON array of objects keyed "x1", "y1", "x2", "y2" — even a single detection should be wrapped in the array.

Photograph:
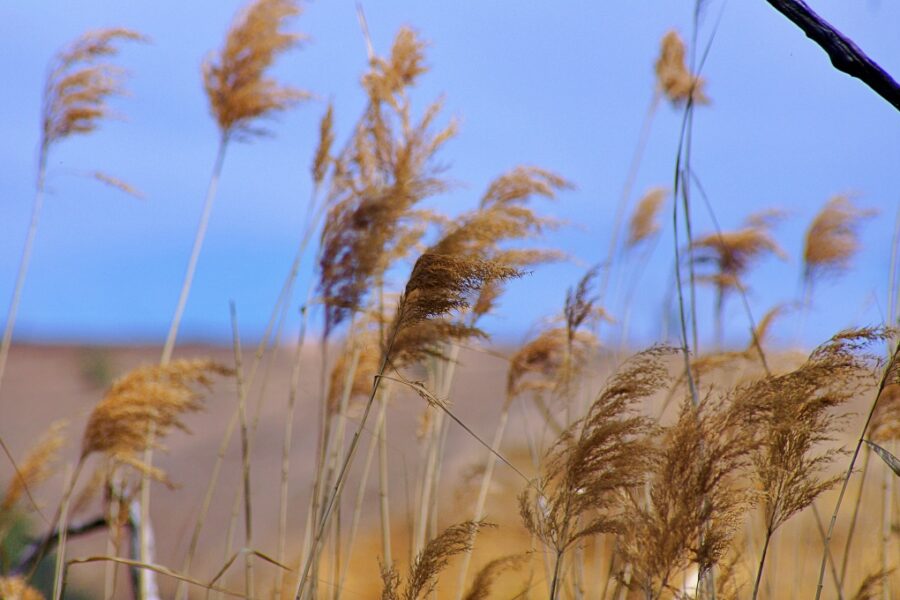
[
  {"x1": 765, "y1": 0, "x2": 900, "y2": 112},
  {"x1": 12, "y1": 515, "x2": 108, "y2": 575}
]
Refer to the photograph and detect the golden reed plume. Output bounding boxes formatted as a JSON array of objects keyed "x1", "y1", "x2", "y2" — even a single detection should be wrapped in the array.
[
  {"x1": 655, "y1": 30, "x2": 709, "y2": 105},
  {"x1": 41, "y1": 28, "x2": 145, "y2": 149},
  {"x1": 803, "y1": 195, "x2": 875, "y2": 286},
  {"x1": 203, "y1": 0, "x2": 310, "y2": 138},
  {"x1": 81, "y1": 359, "x2": 231, "y2": 482},
  {"x1": 2, "y1": 420, "x2": 67, "y2": 512}
]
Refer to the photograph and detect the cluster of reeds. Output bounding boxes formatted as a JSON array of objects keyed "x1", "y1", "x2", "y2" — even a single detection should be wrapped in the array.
[{"x1": 2, "y1": 4, "x2": 900, "y2": 600}]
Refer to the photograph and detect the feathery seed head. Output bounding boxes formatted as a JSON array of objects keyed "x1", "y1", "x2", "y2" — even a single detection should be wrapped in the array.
[
  {"x1": 41, "y1": 28, "x2": 145, "y2": 149},
  {"x1": 655, "y1": 30, "x2": 709, "y2": 105},
  {"x1": 203, "y1": 0, "x2": 310, "y2": 138},
  {"x1": 803, "y1": 195, "x2": 875, "y2": 285},
  {"x1": 626, "y1": 187, "x2": 667, "y2": 248},
  {"x1": 1, "y1": 420, "x2": 67, "y2": 512},
  {"x1": 80, "y1": 360, "x2": 231, "y2": 481}
]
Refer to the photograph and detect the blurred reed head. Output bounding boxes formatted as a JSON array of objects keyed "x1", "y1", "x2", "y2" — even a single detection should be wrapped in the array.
[
  {"x1": 80, "y1": 359, "x2": 231, "y2": 483},
  {"x1": 203, "y1": 0, "x2": 310, "y2": 139},
  {"x1": 655, "y1": 30, "x2": 709, "y2": 105},
  {"x1": 41, "y1": 28, "x2": 145, "y2": 151}
]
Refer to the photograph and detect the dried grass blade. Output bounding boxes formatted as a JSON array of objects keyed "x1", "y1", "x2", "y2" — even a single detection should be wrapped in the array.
[{"x1": 865, "y1": 440, "x2": 900, "y2": 477}]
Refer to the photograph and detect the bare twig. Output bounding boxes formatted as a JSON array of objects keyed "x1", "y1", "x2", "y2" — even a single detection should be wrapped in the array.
[{"x1": 764, "y1": 0, "x2": 900, "y2": 111}]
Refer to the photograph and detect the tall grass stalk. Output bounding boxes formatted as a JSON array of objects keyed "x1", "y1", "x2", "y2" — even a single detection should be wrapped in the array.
[
  {"x1": 276, "y1": 329, "x2": 308, "y2": 595},
  {"x1": 0, "y1": 154, "x2": 47, "y2": 399},
  {"x1": 229, "y1": 303, "x2": 254, "y2": 599}
]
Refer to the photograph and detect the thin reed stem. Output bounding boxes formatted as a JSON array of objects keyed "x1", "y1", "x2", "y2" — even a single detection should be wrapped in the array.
[
  {"x1": 338, "y1": 386, "x2": 389, "y2": 594},
  {"x1": 378, "y1": 387, "x2": 393, "y2": 565},
  {"x1": 453, "y1": 400, "x2": 512, "y2": 598},
  {"x1": 838, "y1": 446, "x2": 872, "y2": 586},
  {"x1": 229, "y1": 303, "x2": 254, "y2": 599},
  {"x1": 161, "y1": 135, "x2": 229, "y2": 365},
  {"x1": 599, "y1": 91, "x2": 661, "y2": 304},
  {"x1": 881, "y1": 440, "x2": 894, "y2": 600},
  {"x1": 293, "y1": 331, "x2": 399, "y2": 599},
  {"x1": 0, "y1": 148, "x2": 48, "y2": 401},
  {"x1": 50, "y1": 459, "x2": 85, "y2": 600},
  {"x1": 752, "y1": 527, "x2": 773, "y2": 600},
  {"x1": 815, "y1": 343, "x2": 899, "y2": 599},
  {"x1": 277, "y1": 328, "x2": 307, "y2": 595}
]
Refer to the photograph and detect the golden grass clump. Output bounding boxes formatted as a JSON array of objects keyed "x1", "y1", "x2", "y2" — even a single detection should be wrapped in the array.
[
  {"x1": 803, "y1": 195, "x2": 875, "y2": 286},
  {"x1": 80, "y1": 359, "x2": 231, "y2": 480},
  {"x1": 319, "y1": 29, "x2": 455, "y2": 337},
  {"x1": 520, "y1": 348, "x2": 667, "y2": 570},
  {"x1": 620, "y1": 395, "x2": 756, "y2": 598},
  {"x1": 626, "y1": 187, "x2": 667, "y2": 248},
  {"x1": 41, "y1": 28, "x2": 145, "y2": 149},
  {"x1": 1, "y1": 420, "x2": 67, "y2": 512},
  {"x1": 742, "y1": 328, "x2": 883, "y2": 532},
  {"x1": 202, "y1": 0, "x2": 310, "y2": 138},
  {"x1": 0, "y1": 576, "x2": 44, "y2": 600},
  {"x1": 655, "y1": 30, "x2": 709, "y2": 105},
  {"x1": 381, "y1": 521, "x2": 485, "y2": 600}
]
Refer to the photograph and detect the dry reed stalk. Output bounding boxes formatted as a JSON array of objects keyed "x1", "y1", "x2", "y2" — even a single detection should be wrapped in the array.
[
  {"x1": 156, "y1": 4, "x2": 306, "y2": 592},
  {"x1": 228, "y1": 304, "x2": 254, "y2": 599},
  {"x1": 0, "y1": 28, "x2": 143, "y2": 402},
  {"x1": 337, "y1": 385, "x2": 391, "y2": 595},
  {"x1": 816, "y1": 335, "x2": 899, "y2": 599},
  {"x1": 455, "y1": 271, "x2": 600, "y2": 597},
  {"x1": 294, "y1": 252, "x2": 519, "y2": 599},
  {"x1": 276, "y1": 330, "x2": 308, "y2": 595}
]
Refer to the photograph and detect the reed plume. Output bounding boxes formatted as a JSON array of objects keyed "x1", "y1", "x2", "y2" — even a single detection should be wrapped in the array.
[
  {"x1": 41, "y1": 29, "x2": 145, "y2": 147},
  {"x1": 626, "y1": 187, "x2": 667, "y2": 248},
  {"x1": 81, "y1": 359, "x2": 231, "y2": 480},
  {"x1": 0, "y1": 577, "x2": 44, "y2": 600},
  {"x1": 203, "y1": 0, "x2": 309, "y2": 139},
  {"x1": 803, "y1": 195, "x2": 875, "y2": 294},
  {"x1": 381, "y1": 521, "x2": 485, "y2": 600},
  {"x1": 520, "y1": 347, "x2": 668, "y2": 600},
  {"x1": 2, "y1": 420, "x2": 67, "y2": 513},
  {"x1": 655, "y1": 30, "x2": 709, "y2": 105},
  {"x1": 162, "y1": 0, "x2": 308, "y2": 364},
  {"x1": 692, "y1": 210, "x2": 785, "y2": 344},
  {"x1": 620, "y1": 394, "x2": 755, "y2": 599},
  {"x1": 736, "y1": 328, "x2": 884, "y2": 598},
  {"x1": 319, "y1": 27, "x2": 455, "y2": 338},
  {"x1": 461, "y1": 554, "x2": 527, "y2": 600},
  {"x1": 0, "y1": 27, "x2": 144, "y2": 401}
]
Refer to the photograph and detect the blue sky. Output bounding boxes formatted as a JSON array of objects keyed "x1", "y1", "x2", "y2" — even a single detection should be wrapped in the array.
[{"x1": 1, "y1": 1, "x2": 898, "y2": 350}]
